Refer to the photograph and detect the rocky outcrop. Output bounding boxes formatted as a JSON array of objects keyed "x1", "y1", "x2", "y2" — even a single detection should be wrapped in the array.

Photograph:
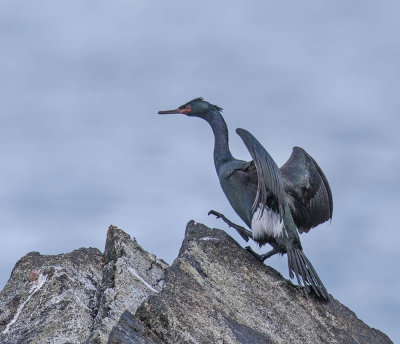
[
  {"x1": 0, "y1": 221, "x2": 393, "y2": 344},
  {"x1": 89, "y1": 226, "x2": 168, "y2": 343},
  {"x1": 0, "y1": 248, "x2": 103, "y2": 343},
  {"x1": 132, "y1": 221, "x2": 392, "y2": 344},
  {"x1": 0, "y1": 225, "x2": 167, "y2": 344}
]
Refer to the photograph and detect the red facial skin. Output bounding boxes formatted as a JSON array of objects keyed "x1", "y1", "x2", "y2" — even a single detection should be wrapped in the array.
[{"x1": 179, "y1": 105, "x2": 191, "y2": 114}]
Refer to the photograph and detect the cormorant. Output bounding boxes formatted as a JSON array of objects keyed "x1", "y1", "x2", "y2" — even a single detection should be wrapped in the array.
[{"x1": 158, "y1": 97, "x2": 333, "y2": 300}]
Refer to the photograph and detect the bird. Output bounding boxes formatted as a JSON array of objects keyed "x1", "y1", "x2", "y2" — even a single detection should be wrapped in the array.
[{"x1": 158, "y1": 97, "x2": 333, "y2": 300}]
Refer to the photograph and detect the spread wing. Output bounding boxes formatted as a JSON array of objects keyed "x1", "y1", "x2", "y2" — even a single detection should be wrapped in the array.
[
  {"x1": 280, "y1": 147, "x2": 333, "y2": 233},
  {"x1": 236, "y1": 128, "x2": 286, "y2": 218}
]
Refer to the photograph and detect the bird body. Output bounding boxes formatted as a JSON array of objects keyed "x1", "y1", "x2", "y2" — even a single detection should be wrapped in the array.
[
  {"x1": 218, "y1": 159, "x2": 257, "y2": 228},
  {"x1": 159, "y1": 98, "x2": 333, "y2": 300},
  {"x1": 218, "y1": 155, "x2": 301, "y2": 251}
]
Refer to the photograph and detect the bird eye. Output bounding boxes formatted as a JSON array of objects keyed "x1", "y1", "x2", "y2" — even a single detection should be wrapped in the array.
[{"x1": 178, "y1": 105, "x2": 192, "y2": 114}]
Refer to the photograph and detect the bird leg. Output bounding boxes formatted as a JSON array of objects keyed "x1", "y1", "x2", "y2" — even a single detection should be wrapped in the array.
[
  {"x1": 208, "y1": 210, "x2": 252, "y2": 242},
  {"x1": 245, "y1": 246, "x2": 278, "y2": 262}
]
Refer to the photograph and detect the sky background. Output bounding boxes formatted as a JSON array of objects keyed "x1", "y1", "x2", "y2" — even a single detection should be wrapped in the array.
[{"x1": 1, "y1": 1, "x2": 399, "y2": 342}]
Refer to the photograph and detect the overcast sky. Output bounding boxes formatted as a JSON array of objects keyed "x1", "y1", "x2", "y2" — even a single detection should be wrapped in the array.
[{"x1": 1, "y1": 1, "x2": 399, "y2": 342}]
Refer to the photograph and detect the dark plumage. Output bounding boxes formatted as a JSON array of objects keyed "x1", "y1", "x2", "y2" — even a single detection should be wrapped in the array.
[
  {"x1": 280, "y1": 147, "x2": 333, "y2": 233},
  {"x1": 159, "y1": 98, "x2": 333, "y2": 300}
]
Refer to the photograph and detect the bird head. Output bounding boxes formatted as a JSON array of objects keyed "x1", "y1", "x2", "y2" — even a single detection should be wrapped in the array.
[{"x1": 158, "y1": 97, "x2": 222, "y2": 118}]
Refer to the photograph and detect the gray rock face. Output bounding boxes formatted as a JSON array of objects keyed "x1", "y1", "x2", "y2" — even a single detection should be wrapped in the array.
[
  {"x1": 0, "y1": 221, "x2": 393, "y2": 344},
  {"x1": 0, "y1": 225, "x2": 167, "y2": 344},
  {"x1": 107, "y1": 311, "x2": 163, "y2": 344},
  {"x1": 133, "y1": 221, "x2": 392, "y2": 344},
  {"x1": 0, "y1": 248, "x2": 103, "y2": 344},
  {"x1": 89, "y1": 226, "x2": 168, "y2": 344}
]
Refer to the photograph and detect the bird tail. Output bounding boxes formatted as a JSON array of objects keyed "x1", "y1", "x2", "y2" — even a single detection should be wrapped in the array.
[{"x1": 287, "y1": 248, "x2": 329, "y2": 301}]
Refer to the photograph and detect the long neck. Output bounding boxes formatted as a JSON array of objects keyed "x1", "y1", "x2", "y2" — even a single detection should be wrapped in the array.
[{"x1": 205, "y1": 110, "x2": 234, "y2": 172}]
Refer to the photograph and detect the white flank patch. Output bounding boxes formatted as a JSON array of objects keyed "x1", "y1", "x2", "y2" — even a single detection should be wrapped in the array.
[
  {"x1": 3, "y1": 272, "x2": 48, "y2": 334},
  {"x1": 251, "y1": 205, "x2": 285, "y2": 240},
  {"x1": 127, "y1": 267, "x2": 158, "y2": 293}
]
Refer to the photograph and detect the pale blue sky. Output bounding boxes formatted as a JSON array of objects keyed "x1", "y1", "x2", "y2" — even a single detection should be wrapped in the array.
[{"x1": 1, "y1": 1, "x2": 399, "y2": 342}]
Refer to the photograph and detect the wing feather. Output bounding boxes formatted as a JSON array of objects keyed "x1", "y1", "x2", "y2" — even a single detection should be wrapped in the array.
[
  {"x1": 280, "y1": 147, "x2": 333, "y2": 233},
  {"x1": 236, "y1": 128, "x2": 286, "y2": 218}
]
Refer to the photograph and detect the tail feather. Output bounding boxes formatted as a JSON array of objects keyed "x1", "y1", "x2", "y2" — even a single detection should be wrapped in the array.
[
  {"x1": 301, "y1": 252, "x2": 325, "y2": 287},
  {"x1": 288, "y1": 250, "x2": 303, "y2": 288},
  {"x1": 295, "y1": 250, "x2": 312, "y2": 292},
  {"x1": 287, "y1": 250, "x2": 295, "y2": 279},
  {"x1": 287, "y1": 248, "x2": 329, "y2": 301},
  {"x1": 295, "y1": 250, "x2": 319, "y2": 296}
]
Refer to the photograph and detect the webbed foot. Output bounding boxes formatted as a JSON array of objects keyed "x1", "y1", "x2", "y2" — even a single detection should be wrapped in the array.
[
  {"x1": 208, "y1": 210, "x2": 252, "y2": 242},
  {"x1": 245, "y1": 246, "x2": 278, "y2": 262}
]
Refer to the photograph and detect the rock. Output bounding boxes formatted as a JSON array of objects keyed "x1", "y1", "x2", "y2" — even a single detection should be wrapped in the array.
[
  {"x1": 107, "y1": 311, "x2": 163, "y2": 344},
  {"x1": 132, "y1": 221, "x2": 392, "y2": 344},
  {"x1": 89, "y1": 226, "x2": 168, "y2": 343},
  {"x1": 0, "y1": 225, "x2": 167, "y2": 344},
  {"x1": 0, "y1": 221, "x2": 393, "y2": 344},
  {"x1": 0, "y1": 248, "x2": 103, "y2": 344}
]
